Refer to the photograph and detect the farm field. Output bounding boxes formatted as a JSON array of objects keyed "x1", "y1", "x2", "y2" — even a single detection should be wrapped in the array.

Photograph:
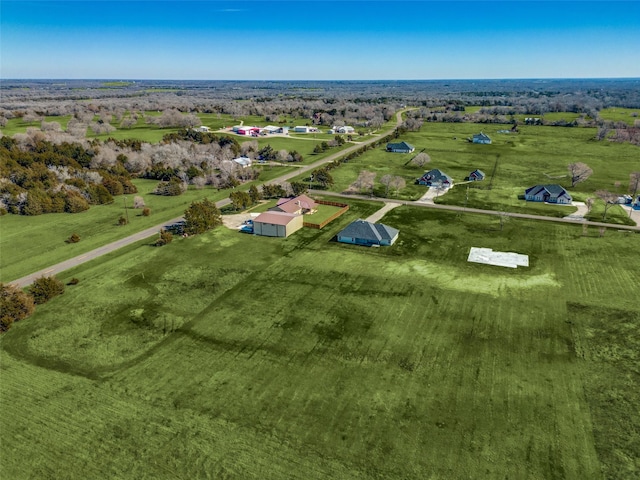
[
  {"x1": 598, "y1": 107, "x2": 640, "y2": 125},
  {"x1": 299, "y1": 122, "x2": 638, "y2": 221},
  {"x1": 1, "y1": 203, "x2": 638, "y2": 479}
]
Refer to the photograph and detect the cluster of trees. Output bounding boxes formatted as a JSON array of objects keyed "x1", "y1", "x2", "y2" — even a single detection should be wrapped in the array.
[
  {"x1": 380, "y1": 174, "x2": 407, "y2": 197},
  {"x1": 183, "y1": 198, "x2": 222, "y2": 235},
  {"x1": 256, "y1": 144, "x2": 303, "y2": 163},
  {"x1": 0, "y1": 135, "x2": 136, "y2": 215},
  {"x1": 313, "y1": 136, "x2": 345, "y2": 154},
  {"x1": 1, "y1": 276, "x2": 65, "y2": 333},
  {"x1": 228, "y1": 181, "x2": 310, "y2": 211}
]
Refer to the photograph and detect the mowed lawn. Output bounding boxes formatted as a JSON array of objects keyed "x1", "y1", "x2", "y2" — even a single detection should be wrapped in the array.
[
  {"x1": 304, "y1": 122, "x2": 638, "y2": 221},
  {"x1": 1, "y1": 202, "x2": 638, "y2": 479}
]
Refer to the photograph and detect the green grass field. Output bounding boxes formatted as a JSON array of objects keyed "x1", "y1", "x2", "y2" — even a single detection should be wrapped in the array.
[
  {"x1": 599, "y1": 107, "x2": 640, "y2": 125},
  {"x1": 293, "y1": 122, "x2": 638, "y2": 220},
  {"x1": 0, "y1": 166, "x2": 298, "y2": 283},
  {"x1": 1, "y1": 202, "x2": 638, "y2": 479}
]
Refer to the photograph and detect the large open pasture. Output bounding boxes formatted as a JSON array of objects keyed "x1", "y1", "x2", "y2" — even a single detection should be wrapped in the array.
[
  {"x1": 303, "y1": 122, "x2": 637, "y2": 222},
  {"x1": 2, "y1": 201, "x2": 638, "y2": 479}
]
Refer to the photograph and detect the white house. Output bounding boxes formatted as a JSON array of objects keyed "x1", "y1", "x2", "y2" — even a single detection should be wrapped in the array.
[
  {"x1": 293, "y1": 126, "x2": 319, "y2": 133},
  {"x1": 194, "y1": 126, "x2": 211, "y2": 133},
  {"x1": 232, "y1": 156, "x2": 252, "y2": 168},
  {"x1": 334, "y1": 125, "x2": 355, "y2": 134}
]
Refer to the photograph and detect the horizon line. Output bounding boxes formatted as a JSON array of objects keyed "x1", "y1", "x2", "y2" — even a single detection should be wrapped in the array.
[{"x1": 2, "y1": 77, "x2": 640, "y2": 82}]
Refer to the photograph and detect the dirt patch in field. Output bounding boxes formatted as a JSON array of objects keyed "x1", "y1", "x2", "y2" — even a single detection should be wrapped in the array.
[{"x1": 222, "y1": 213, "x2": 259, "y2": 230}]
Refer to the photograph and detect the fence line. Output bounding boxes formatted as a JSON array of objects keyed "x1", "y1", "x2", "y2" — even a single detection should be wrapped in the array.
[{"x1": 304, "y1": 201, "x2": 349, "y2": 229}]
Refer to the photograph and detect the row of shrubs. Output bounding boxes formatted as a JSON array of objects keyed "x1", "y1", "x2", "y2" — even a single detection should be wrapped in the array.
[{"x1": 0, "y1": 275, "x2": 72, "y2": 333}]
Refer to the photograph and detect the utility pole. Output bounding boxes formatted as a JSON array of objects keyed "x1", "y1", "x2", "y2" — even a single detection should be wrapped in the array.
[{"x1": 123, "y1": 196, "x2": 129, "y2": 224}]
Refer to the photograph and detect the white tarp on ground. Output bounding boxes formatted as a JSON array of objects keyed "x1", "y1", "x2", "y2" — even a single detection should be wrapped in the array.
[{"x1": 467, "y1": 247, "x2": 529, "y2": 269}]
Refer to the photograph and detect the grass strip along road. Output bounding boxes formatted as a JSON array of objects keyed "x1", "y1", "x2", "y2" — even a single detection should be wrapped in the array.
[
  {"x1": 8, "y1": 111, "x2": 409, "y2": 287},
  {"x1": 11, "y1": 109, "x2": 638, "y2": 287}
]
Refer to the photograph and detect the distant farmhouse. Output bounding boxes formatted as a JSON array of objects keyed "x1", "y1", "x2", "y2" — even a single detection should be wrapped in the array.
[
  {"x1": 262, "y1": 125, "x2": 288, "y2": 135},
  {"x1": 253, "y1": 211, "x2": 303, "y2": 238},
  {"x1": 232, "y1": 156, "x2": 252, "y2": 168},
  {"x1": 293, "y1": 126, "x2": 319, "y2": 133},
  {"x1": 386, "y1": 141, "x2": 415, "y2": 153},
  {"x1": 472, "y1": 132, "x2": 492, "y2": 144},
  {"x1": 337, "y1": 219, "x2": 399, "y2": 247},
  {"x1": 270, "y1": 195, "x2": 318, "y2": 215},
  {"x1": 333, "y1": 125, "x2": 355, "y2": 134},
  {"x1": 417, "y1": 169, "x2": 454, "y2": 188},
  {"x1": 524, "y1": 184, "x2": 572, "y2": 204},
  {"x1": 232, "y1": 125, "x2": 260, "y2": 136},
  {"x1": 467, "y1": 169, "x2": 486, "y2": 181}
]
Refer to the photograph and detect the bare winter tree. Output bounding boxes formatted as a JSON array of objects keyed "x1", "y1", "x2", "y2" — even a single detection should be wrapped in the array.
[
  {"x1": 240, "y1": 140, "x2": 259, "y2": 157},
  {"x1": 133, "y1": 196, "x2": 145, "y2": 209},
  {"x1": 567, "y1": 162, "x2": 593, "y2": 187},
  {"x1": 120, "y1": 117, "x2": 137, "y2": 129},
  {"x1": 629, "y1": 172, "x2": 640, "y2": 199},
  {"x1": 90, "y1": 145, "x2": 118, "y2": 169},
  {"x1": 585, "y1": 197, "x2": 594, "y2": 213},
  {"x1": 276, "y1": 149, "x2": 290, "y2": 163},
  {"x1": 380, "y1": 174, "x2": 393, "y2": 196},
  {"x1": 22, "y1": 111, "x2": 43, "y2": 123},
  {"x1": 595, "y1": 190, "x2": 619, "y2": 220},
  {"x1": 66, "y1": 118, "x2": 87, "y2": 138},
  {"x1": 350, "y1": 170, "x2": 376, "y2": 194},
  {"x1": 90, "y1": 122, "x2": 116, "y2": 135},
  {"x1": 411, "y1": 152, "x2": 431, "y2": 168},
  {"x1": 390, "y1": 176, "x2": 406, "y2": 196}
]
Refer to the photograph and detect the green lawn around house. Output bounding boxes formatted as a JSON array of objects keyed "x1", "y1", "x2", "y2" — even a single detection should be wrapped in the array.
[
  {"x1": 289, "y1": 122, "x2": 639, "y2": 219},
  {"x1": 1, "y1": 204, "x2": 638, "y2": 479},
  {"x1": 304, "y1": 203, "x2": 345, "y2": 226},
  {"x1": 0, "y1": 165, "x2": 296, "y2": 283}
]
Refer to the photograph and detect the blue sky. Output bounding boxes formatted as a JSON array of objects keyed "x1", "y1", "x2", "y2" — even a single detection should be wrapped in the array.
[{"x1": 1, "y1": 1, "x2": 639, "y2": 80}]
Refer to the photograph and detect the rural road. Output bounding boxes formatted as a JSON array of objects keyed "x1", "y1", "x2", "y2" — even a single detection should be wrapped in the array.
[
  {"x1": 12, "y1": 110, "x2": 638, "y2": 288},
  {"x1": 8, "y1": 111, "x2": 409, "y2": 288},
  {"x1": 308, "y1": 190, "x2": 640, "y2": 232}
]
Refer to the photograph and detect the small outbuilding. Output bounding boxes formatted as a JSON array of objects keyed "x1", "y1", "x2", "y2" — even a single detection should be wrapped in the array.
[
  {"x1": 386, "y1": 141, "x2": 415, "y2": 153},
  {"x1": 253, "y1": 211, "x2": 303, "y2": 238},
  {"x1": 337, "y1": 219, "x2": 399, "y2": 246}
]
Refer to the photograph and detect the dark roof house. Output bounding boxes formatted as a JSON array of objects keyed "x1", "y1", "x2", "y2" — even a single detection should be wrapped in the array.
[
  {"x1": 417, "y1": 169, "x2": 453, "y2": 187},
  {"x1": 524, "y1": 184, "x2": 572, "y2": 204},
  {"x1": 337, "y1": 219, "x2": 399, "y2": 246},
  {"x1": 468, "y1": 169, "x2": 486, "y2": 181},
  {"x1": 472, "y1": 132, "x2": 492, "y2": 144},
  {"x1": 386, "y1": 141, "x2": 415, "y2": 153}
]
